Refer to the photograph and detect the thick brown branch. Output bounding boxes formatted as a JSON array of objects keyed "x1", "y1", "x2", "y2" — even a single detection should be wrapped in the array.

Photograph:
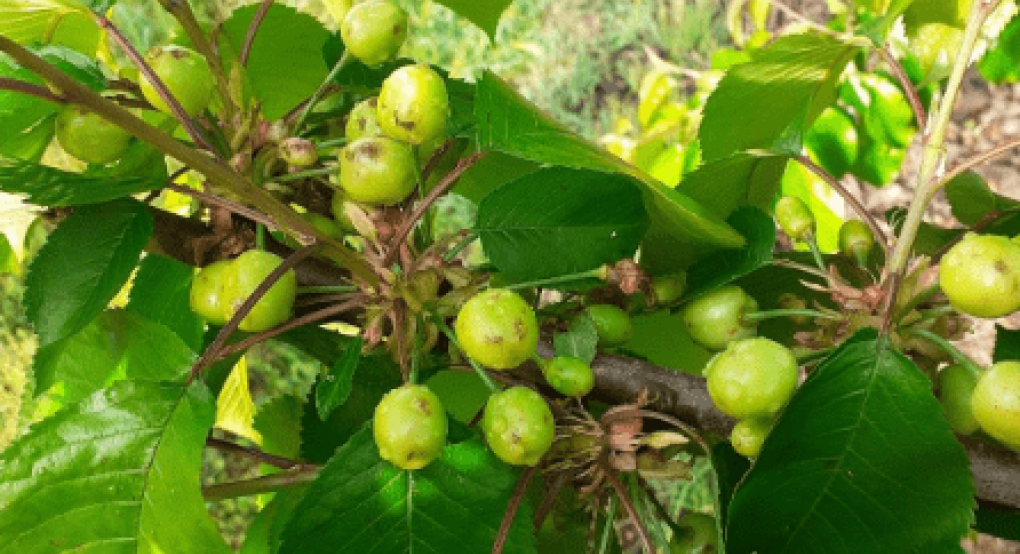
[{"x1": 558, "y1": 345, "x2": 1020, "y2": 509}]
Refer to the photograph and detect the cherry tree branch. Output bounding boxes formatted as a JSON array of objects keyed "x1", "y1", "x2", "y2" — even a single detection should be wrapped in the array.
[
  {"x1": 940, "y1": 136, "x2": 1020, "y2": 186},
  {"x1": 876, "y1": 46, "x2": 927, "y2": 131},
  {"x1": 206, "y1": 436, "x2": 312, "y2": 470},
  {"x1": 202, "y1": 468, "x2": 320, "y2": 501},
  {"x1": 0, "y1": 77, "x2": 65, "y2": 103},
  {"x1": 241, "y1": 0, "x2": 276, "y2": 66}
]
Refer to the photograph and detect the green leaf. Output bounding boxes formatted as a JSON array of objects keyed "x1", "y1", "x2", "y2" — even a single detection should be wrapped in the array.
[
  {"x1": 255, "y1": 395, "x2": 304, "y2": 462},
  {"x1": 25, "y1": 199, "x2": 152, "y2": 346},
  {"x1": 0, "y1": 380, "x2": 231, "y2": 554},
  {"x1": 425, "y1": 370, "x2": 492, "y2": 424},
  {"x1": 677, "y1": 150, "x2": 790, "y2": 222},
  {"x1": 315, "y1": 337, "x2": 363, "y2": 420},
  {"x1": 242, "y1": 488, "x2": 307, "y2": 554},
  {"x1": 220, "y1": 3, "x2": 332, "y2": 119},
  {"x1": 726, "y1": 330, "x2": 975, "y2": 553},
  {"x1": 980, "y1": 12, "x2": 1020, "y2": 83},
  {"x1": 711, "y1": 442, "x2": 750, "y2": 536},
  {"x1": 300, "y1": 354, "x2": 402, "y2": 464},
  {"x1": 974, "y1": 505, "x2": 1020, "y2": 542},
  {"x1": 279, "y1": 426, "x2": 537, "y2": 554},
  {"x1": 126, "y1": 253, "x2": 205, "y2": 351},
  {"x1": 622, "y1": 309, "x2": 713, "y2": 375},
  {"x1": 0, "y1": 232, "x2": 18, "y2": 275},
  {"x1": 699, "y1": 32, "x2": 864, "y2": 162},
  {"x1": 945, "y1": 170, "x2": 1020, "y2": 226},
  {"x1": 432, "y1": 0, "x2": 512, "y2": 41},
  {"x1": 994, "y1": 326, "x2": 1020, "y2": 363},
  {"x1": 473, "y1": 72, "x2": 745, "y2": 249},
  {"x1": 475, "y1": 167, "x2": 648, "y2": 281},
  {"x1": 0, "y1": 0, "x2": 101, "y2": 52},
  {"x1": 684, "y1": 206, "x2": 775, "y2": 301},
  {"x1": 215, "y1": 357, "x2": 261, "y2": 443},
  {"x1": 0, "y1": 156, "x2": 172, "y2": 206},
  {"x1": 32, "y1": 308, "x2": 195, "y2": 405},
  {"x1": 553, "y1": 314, "x2": 599, "y2": 364}
]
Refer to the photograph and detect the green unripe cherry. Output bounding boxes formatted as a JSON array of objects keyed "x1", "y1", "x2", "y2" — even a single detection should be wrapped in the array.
[
  {"x1": 939, "y1": 233, "x2": 1020, "y2": 319},
  {"x1": 774, "y1": 196, "x2": 816, "y2": 241},
  {"x1": 140, "y1": 45, "x2": 215, "y2": 117},
  {"x1": 706, "y1": 337, "x2": 799, "y2": 420},
  {"x1": 454, "y1": 289, "x2": 539, "y2": 370},
  {"x1": 279, "y1": 137, "x2": 319, "y2": 167},
  {"x1": 481, "y1": 386, "x2": 555, "y2": 466},
  {"x1": 340, "y1": 0, "x2": 408, "y2": 66},
  {"x1": 338, "y1": 136, "x2": 417, "y2": 206},
  {"x1": 373, "y1": 384, "x2": 448, "y2": 470},
  {"x1": 682, "y1": 285, "x2": 758, "y2": 351},
  {"x1": 669, "y1": 513, "x2": 720, "y2": 554},
  {"x1": 543, "y1": 356, "x2": 595, "y2": 397},
  {"x1": 971, "y1": 361, "x2": 1020, "y2": 450},
  {"x1": 939, "y1": 364, "x2": 979, "y2": 435},
  {"x1": 229, "y1": 250, "x2": 297, "y2": 332},
  {"x1": 56, "y1": 105, "x2": 132, "y2": 164},
  {"x1": 189, "y1": 260, "x2": 237, "y2": 326},
  {"x1": 838, "y1": 220, "x2": 875, "y2": 266},
  {"x1": 346, "y1": 97, "x2": 384, "y2": 142},
  {"x1": 377, "y1": 64, "x2": 450, "y2": 146},
  {"x1": 651, "y1": 271, "x2": 687, "y2": 306},
  {"x1": 730, "y1": 418, "x2": 774, "y2": 458},
  {"x1": 584, "y1": 304, "x2": 633, "y2": 347}
]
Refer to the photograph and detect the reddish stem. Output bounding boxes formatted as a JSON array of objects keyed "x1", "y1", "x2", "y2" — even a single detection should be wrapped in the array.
[{"x1": 491, "y1": 465, "x2": 538, "y2": 554}]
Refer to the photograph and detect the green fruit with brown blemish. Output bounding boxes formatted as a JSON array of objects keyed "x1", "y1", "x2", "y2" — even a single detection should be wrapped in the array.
[
  {"x1": 373, "y1": 384, "x2": 448, "y2": 470},
  {"x1": 377, "y1": 64, "x2": 449, "y2": 146},
  {"x1": 481, "y1": 386, "x2": 555, "y2": 466},
  {"x1": 454, "y1": 289, "x2": 539, "y2": 370},
  {"x1": 939, "y1": 233, "x2": 1020, "y2": 319},
  {"x1": 345, "y1": 97, "x2": 384, "y2": 142},
  {"x1": 338, "y1": 136, "x2": 417, "y2": 206},
  {"x1": 340, "y1": 0, "x2": 407, "y2": 66}
]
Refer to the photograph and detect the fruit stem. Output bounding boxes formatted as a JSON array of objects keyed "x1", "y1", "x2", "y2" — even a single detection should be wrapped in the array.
[
  {"x1": 795, "y1": 154, "x2": 890, "y2": 254},
  {"x1": 293, "y1": 50, "x2": 351, "y2": 133},
  {"x1": 274, "y1": 166, "x2": 334, "y2": 183},
  {"x1": 883, "y1": 4, "x2": 996, "y2": 330},
  {"x1": 316, "y1": 137, "x2": 349, "y2": 151},
  {"x1": 596, "y1": 495, "x2": 618, "y2": 554},
  {"x1": 743, "y1": 309, "x2": 838, "y2": 323},
  {"x1": 442, "y1": 231, "x2": 478, "y2": 262},
  {"x1": 296, "y1": 285, "x2": 358, "y2": 295},
  {"x1": 890, "y1": 283, "x2": 943, "y2": 324},
  {"x1": 256, "y1": 223, "x2": 266, "y2": 250},
  {"x1": 806, "y1": 233, "x2": 827, "y2": 273},
  {"x1": 905, "y1": 328, "x2": 983, "y2": 378},
  {"x1": 876, "y1": 45, "x2": 927, "y2": 132},
  {"x1": 434, "y1": 319, "x2": 501, "y2": 393},
  {"x1": 202, "y1": 468, "x2": 320, "y2": 501},
  {"x1": 500, "y1": 267, "x2": 608, "y2": 292},
  {"x1": 240, "y1": 0, "x2": 276, "y2": 66}
]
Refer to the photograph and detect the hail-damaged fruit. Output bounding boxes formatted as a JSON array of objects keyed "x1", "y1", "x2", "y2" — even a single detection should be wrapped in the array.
[
  {"x1": 340, "y1": 0, "x2": 408, "y2": 66},
  {"x1": 377, "y1": 64, "x2": 450, "y2": 146},
  {"x1": 373, "y1": 384, "x2": 448, "y2": 470},
  {"x1": 481, "y1": 386, "x2": 555, "y2": 466},
  {"x1": 705, "y1": 337, "x2": 799, "y2": 420},
  {"x1": 939, "y1": 233, "x2": 1020, "y2": 319},
  {"x1": 338, "y1": 136, "x2": 417, "y2": 206},
  {"x1": 455, "y1": 289, "x2": 539, "y2": 370},
  {"x1": 345, "y1": 97, "x2": 384, "y2": 142}
]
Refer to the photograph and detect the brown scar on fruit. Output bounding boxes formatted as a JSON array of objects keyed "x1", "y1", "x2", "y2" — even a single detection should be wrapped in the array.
[
  {"x1": 996, "y1": 260, "x2": 1007, "y2": 273},
  {"x1": 486, "y1": 335, "x2": 504, "y2": 344},
  {"x1": 416, "y1": 398, "x2": 431, "y2": 415},
  {"x1": 359, "y1": 142, "x2": 380, "y2": 158}
]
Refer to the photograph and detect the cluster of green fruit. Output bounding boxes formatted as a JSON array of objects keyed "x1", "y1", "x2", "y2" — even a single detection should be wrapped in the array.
[
  {"x1": 53, "y1": 44, "x2": 214, "y2": 166},
  {"x1": 189, "y1": 250, "x2": 297, "y2": 332},
  {"x1": 935, "y1": 233, "x2": 1020, "y2": 451},
  {"x1": 681, "y1": 285, "x2": 798, "y2": 458}
]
